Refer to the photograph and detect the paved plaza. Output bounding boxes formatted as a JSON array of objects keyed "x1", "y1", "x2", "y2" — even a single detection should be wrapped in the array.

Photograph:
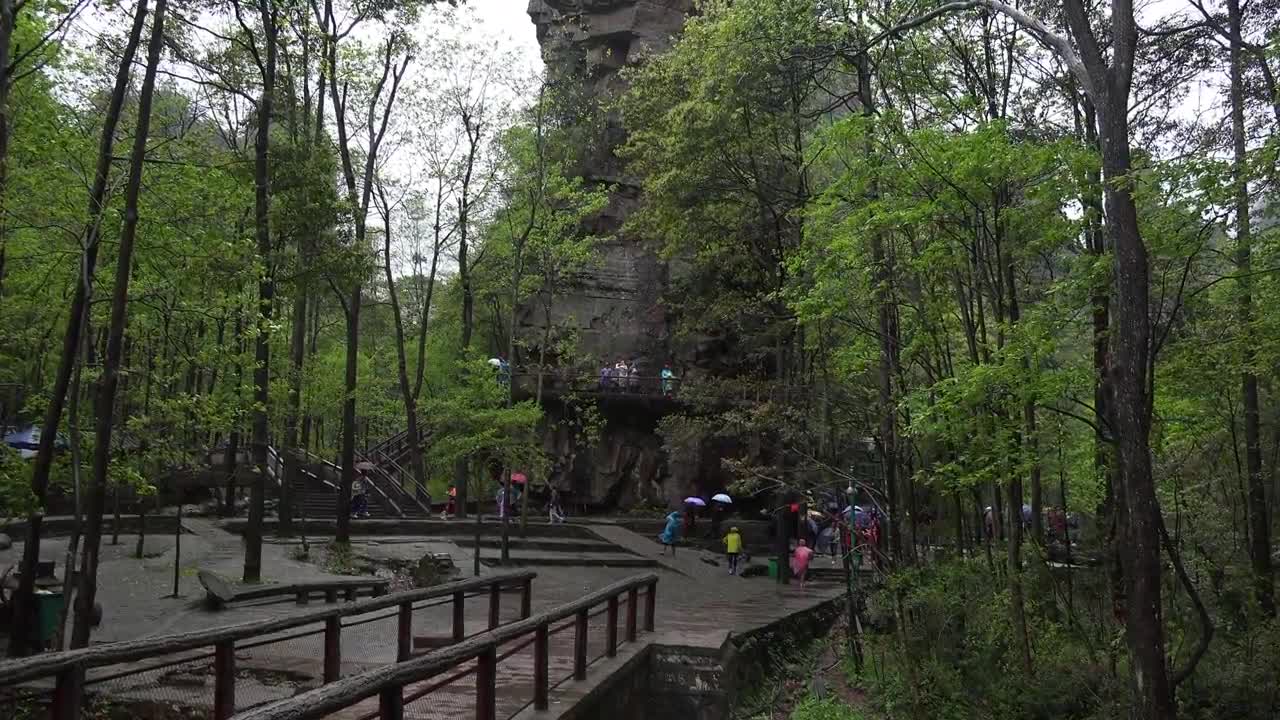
[{"x1": 0, "y1": 518, "x2": 845, "y2": 718}]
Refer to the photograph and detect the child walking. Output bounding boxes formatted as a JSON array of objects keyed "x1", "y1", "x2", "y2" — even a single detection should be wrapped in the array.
[{"x1": 723, "y1": 526, "x2": 743, "y2": 575}]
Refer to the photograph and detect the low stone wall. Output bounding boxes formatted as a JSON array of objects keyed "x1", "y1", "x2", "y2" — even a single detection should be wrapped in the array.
[
  {"x1": 727, "y1": 594, "x2": 845, "y2": 706},
  {"x1": 552, "y1": 594, "x2": 846, "y2": 720},
  {"x1": 219, "y1": 518, "x2": 600, "y2": 539},
  {"x1": 1, "y1": 515, "x2": 183, "y2": 538}
]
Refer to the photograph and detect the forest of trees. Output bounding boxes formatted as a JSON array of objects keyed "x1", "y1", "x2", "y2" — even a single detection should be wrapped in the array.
[
  {"x1": 0, "y1": 0, "x2": 607, "y2": 656},
  {"x1": 623, "y1": 0, "x2": 1280, "y2": 718},
  {"x1": 1, "y1": 0, "x2": 1278, "y2": 717}
]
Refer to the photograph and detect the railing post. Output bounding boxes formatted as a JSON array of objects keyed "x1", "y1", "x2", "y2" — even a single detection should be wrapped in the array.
[
  {"x1": 607, "y1": 595, "x2": 619, "y2": 657},
  {"x1": 379, "y1": 685, "x2": 404, "y2": 720},
  {"x1": 324, "y1": 616, "x2": 341, "y2": 682},
  {"x1": 488, "y1": 583, "x2": 501, "y2": 630},
  {"x1": 452, "y1": 591, "x2": 465, "y2": 641},
  {"x1": 397, "y1": 601, "x2": 413, "y2": 661},
  {"x1": 476, "y1": 647, "x2": 497, "y2": 720},
  {"x1": 52, "y1": 667, "x2": 83, "y2": 720},
  {"x1": 213, "y1": 640, "x2": 235, "y2": 719},
  {"x1": 644, "y1": 580, "x2": 657, "y2": 632},
  {"x1": 534, "y1": 624, "x2": 549, "y2": 711},
  {"x1": 520, "y1": 576, "x2": 532, "y2": 619},
  {"x1": 626, "y1": 588, "x2": 638, "y2": 642},
  {"x1": 574, "y1": 608, "x2": 589, "y2": 681}
]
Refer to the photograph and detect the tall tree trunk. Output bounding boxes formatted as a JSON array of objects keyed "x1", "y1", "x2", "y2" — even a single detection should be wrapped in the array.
[
  {"x1": 72, "y1": 0, "x2": 167, "y2": 647},
  {"x1": 224, "y1": 314, "x2": 244, "y2": 516},
  {"x1": 7, "y1": 0, "x2": 149, "y2": 656},
  {"x1": 245, "y1": 0, "x2": 278, "y2": 584},
  {"x1": 380, "y1": 187, "x2": 428, "y2": 498},
  {"x1": 1227, "y1": 0, "x2": 1274, "y2": 618},
  {"x1": 0, "y1": 0, "x2": 12, "y2": 301},
  {"x1": 853, "y1": 19, "x2": 900, "y2": 567},
  {"x1": 454, "y1": 245, "x2": 472, "y2": 519},
  {"x1": 337, "y1": 287, "x2": 359, "y2": 544},
  {"x1": 1096, "y1": 69, "x2": 1176, "y2": 720},
  {"x1": 283, "y1": 291, "x2": 306, "y2": 533}
]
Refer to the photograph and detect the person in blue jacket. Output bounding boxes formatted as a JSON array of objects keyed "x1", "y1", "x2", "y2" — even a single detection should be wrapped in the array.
[{"x1": 659, "y1": 510, "x2": 683, "y2": 556}]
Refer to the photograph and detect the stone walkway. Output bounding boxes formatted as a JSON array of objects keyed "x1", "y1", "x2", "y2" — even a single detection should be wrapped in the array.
[{"x1": 2, "y1": 519, "x2": 843, "y2": 719}]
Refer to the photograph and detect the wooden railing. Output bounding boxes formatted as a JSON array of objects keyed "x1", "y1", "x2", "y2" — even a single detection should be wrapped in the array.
[
  {"x1": 0, "y1": 571, "x2": 537, "y2": 720},
  {"x1": 228, "y1": 573, "x2": 659, "y2": 720}
]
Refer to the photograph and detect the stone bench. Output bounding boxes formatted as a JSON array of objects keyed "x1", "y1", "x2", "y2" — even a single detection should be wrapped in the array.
[{"x1": 199, "y1": 570, "x2": 389, "y2": 609}]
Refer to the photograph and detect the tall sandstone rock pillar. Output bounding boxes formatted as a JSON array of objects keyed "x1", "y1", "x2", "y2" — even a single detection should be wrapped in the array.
[{"x1": 524, "y1": 1, "x2": 696, "y2": 508}]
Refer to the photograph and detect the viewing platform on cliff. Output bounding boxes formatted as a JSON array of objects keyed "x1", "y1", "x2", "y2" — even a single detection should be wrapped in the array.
[{"x1": 509, "y1": 372, "x2": 813, "y2": 408}]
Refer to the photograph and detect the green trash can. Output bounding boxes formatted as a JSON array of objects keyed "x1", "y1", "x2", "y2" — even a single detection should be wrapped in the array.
[
  {"x1": 34, "y1": 590, "x2": 64, "y2": 649},
  {"x1": 767, "y1": 558, "x2": 779, "y2": 579}
]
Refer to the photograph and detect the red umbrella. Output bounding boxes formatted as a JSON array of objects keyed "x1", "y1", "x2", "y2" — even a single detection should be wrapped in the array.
[{"x1": 511, "y1": 472, "x2": 528, "y2": 485}]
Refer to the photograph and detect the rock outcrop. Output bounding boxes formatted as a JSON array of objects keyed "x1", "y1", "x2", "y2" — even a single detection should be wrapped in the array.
[{"x1": 524, "y1": 0, "x2": 698, "y2": 507}]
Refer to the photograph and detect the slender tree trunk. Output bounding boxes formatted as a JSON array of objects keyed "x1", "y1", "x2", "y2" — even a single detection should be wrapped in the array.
[
  {"x1": 380, "y1": 188, "x2": 428, "y2": 497},
  {"x1": 245, "y1": 0, "x2": 278, "y2": 585},
  {"x1": 337, "y1": 287, "x2": 359, "y2": 544},
  {"x1": 55, "y1": 290, "x2": 93, "y2": 650},
  {"x1": 1098, "y1": 92, "x2": 1176, "y2": 720},
  {"x1": 1227, "y1": 0, "x2": 1274, "y2": 618},
  {"x1": 0, "y1": 0, "x2": 12, "y2": 301},
  {"x1": 8, "y1": 0, "x2": 149, "y2": 656},
  {"x1": 283, "y1": 291, "x2": 306, "y2": 534},
  {"x1": 223, "y1": 314, "x2": 244, "y2": 517},
  {"x1": 72, "y1": 0, "x2": 167, "y2": 647}
]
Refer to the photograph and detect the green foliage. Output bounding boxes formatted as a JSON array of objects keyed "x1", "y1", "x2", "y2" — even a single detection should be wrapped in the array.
[{"x1": 790, "y1": 697, "x2": 866, "y2": 720}]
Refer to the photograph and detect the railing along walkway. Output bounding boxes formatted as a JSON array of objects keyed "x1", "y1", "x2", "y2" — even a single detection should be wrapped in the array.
[
  {"x1": 0, "y1": 572, "x2": 537, "y2": 720},
  {"x1": 510, "y1": 372, "x2": 812, "y2": 405},
  {"x1": 230, "y1": 574, "x2": 659, "y2": 720}
]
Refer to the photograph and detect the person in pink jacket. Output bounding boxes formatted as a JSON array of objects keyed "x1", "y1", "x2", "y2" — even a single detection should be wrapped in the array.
[{"x1": 790, "y1": 539, "x2": 814, "y2": 587}]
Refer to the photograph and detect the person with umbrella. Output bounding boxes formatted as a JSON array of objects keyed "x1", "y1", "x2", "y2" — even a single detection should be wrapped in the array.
[
  {"x1": 710, "y1": 492, "x2": 732, "y2": 538},
  {"x1": 659, "y1": 510, "x2": 683, "y2": 556},
  {"x1": 684, "y1": 496, "x2": 705, "y2": 534}
]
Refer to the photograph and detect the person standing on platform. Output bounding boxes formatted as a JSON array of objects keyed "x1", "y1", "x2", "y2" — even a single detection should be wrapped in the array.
[{"x1": 723, "y1": 526, "x2": 744, "y2": 575}]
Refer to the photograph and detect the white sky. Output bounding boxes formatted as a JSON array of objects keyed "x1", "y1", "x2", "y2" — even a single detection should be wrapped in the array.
[
  {"x1": 476, "y1": 0, "x2": 545, "y2": 63},
  {"x1": 468, "y1": 0, "x2": 543, "y2": 72}
]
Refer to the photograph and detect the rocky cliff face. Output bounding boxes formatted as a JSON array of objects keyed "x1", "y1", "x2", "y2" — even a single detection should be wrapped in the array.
[{"x1": 525, "y1": 0, "x2": 699, "y2": 508}]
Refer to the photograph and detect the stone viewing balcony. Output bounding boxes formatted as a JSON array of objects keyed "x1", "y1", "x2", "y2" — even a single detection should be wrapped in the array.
[{"x1": 509, "y1": 372, "x2": 811, "y2": 408}]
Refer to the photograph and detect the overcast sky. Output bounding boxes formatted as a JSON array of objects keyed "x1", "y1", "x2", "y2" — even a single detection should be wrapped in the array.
[{"x1": 470, "y1": 0, "x2": 543, "y2": 71}]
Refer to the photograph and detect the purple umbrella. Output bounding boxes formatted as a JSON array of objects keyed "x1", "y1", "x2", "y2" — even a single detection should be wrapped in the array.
[{"x1": 683, "y1": 497, "x2": 706, "y2": 507}]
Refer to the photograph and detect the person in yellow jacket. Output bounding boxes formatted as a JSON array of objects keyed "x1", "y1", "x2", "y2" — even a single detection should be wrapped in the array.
[{"x1": 723, "y1": 526, "x2": 744, "y2": 575}]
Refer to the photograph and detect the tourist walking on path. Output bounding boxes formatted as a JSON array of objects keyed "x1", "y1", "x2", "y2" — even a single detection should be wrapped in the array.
[
  {"x1": 659, "y1": 510, "x2": 682, "y2": 556},
  {"x1": 548, "y1": 488, "x2": 566, "y2": 524},
  {"x1": 351, "y1": 475, "x2": 369, "y2": 518},
  {"x1": 723, "y1": 526, "x2": 743, "y2": 575},
  {"x1": 790, "y1": 539, "x2": 814, "y2": 587}
]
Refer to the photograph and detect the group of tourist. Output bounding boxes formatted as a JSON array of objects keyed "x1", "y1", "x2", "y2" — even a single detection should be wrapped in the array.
[
  {"x1": 597, "y1": 359, "x2": 679, "y2": 395},
  {"x1": 984, "y1": 503, "x2": 1078, "y2": 542},
  {"x1": 599, "y1": 358, "x2": 641, "y2": 391},
  {"x1": 656, "y1": 501, "x2": 888, "y2": 586}
]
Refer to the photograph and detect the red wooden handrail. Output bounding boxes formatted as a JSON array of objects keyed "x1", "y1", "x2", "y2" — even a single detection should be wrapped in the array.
[
  {"x1": 0, "y1": 571, "x2": 536, "y2": 720},
  {"x1": 229, "y1": 574, "x2": 659, "y2": 720}
]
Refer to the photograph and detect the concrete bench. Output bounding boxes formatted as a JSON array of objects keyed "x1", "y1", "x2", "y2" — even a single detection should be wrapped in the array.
[{"x1": 199, "y1": 570, "x2": 390, "y2": 609}]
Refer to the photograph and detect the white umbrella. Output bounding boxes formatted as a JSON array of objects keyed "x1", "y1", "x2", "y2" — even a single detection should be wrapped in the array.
[{"x1": 711, "y1": 493, "x2": 733, "y2": 504}]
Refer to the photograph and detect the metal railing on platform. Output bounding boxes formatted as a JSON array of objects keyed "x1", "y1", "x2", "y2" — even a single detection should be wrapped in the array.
[
  {"x1": 228, "y1": 573, "x2": 659, "y2": 720},
  {"x1": 0, "y1": 571, "x2": 537, "y2": 720}
]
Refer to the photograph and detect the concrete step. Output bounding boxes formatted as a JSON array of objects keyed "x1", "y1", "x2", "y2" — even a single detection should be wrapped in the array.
[{"x1": 477, "y1": 549, "x2": 659, "y2": 569}]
